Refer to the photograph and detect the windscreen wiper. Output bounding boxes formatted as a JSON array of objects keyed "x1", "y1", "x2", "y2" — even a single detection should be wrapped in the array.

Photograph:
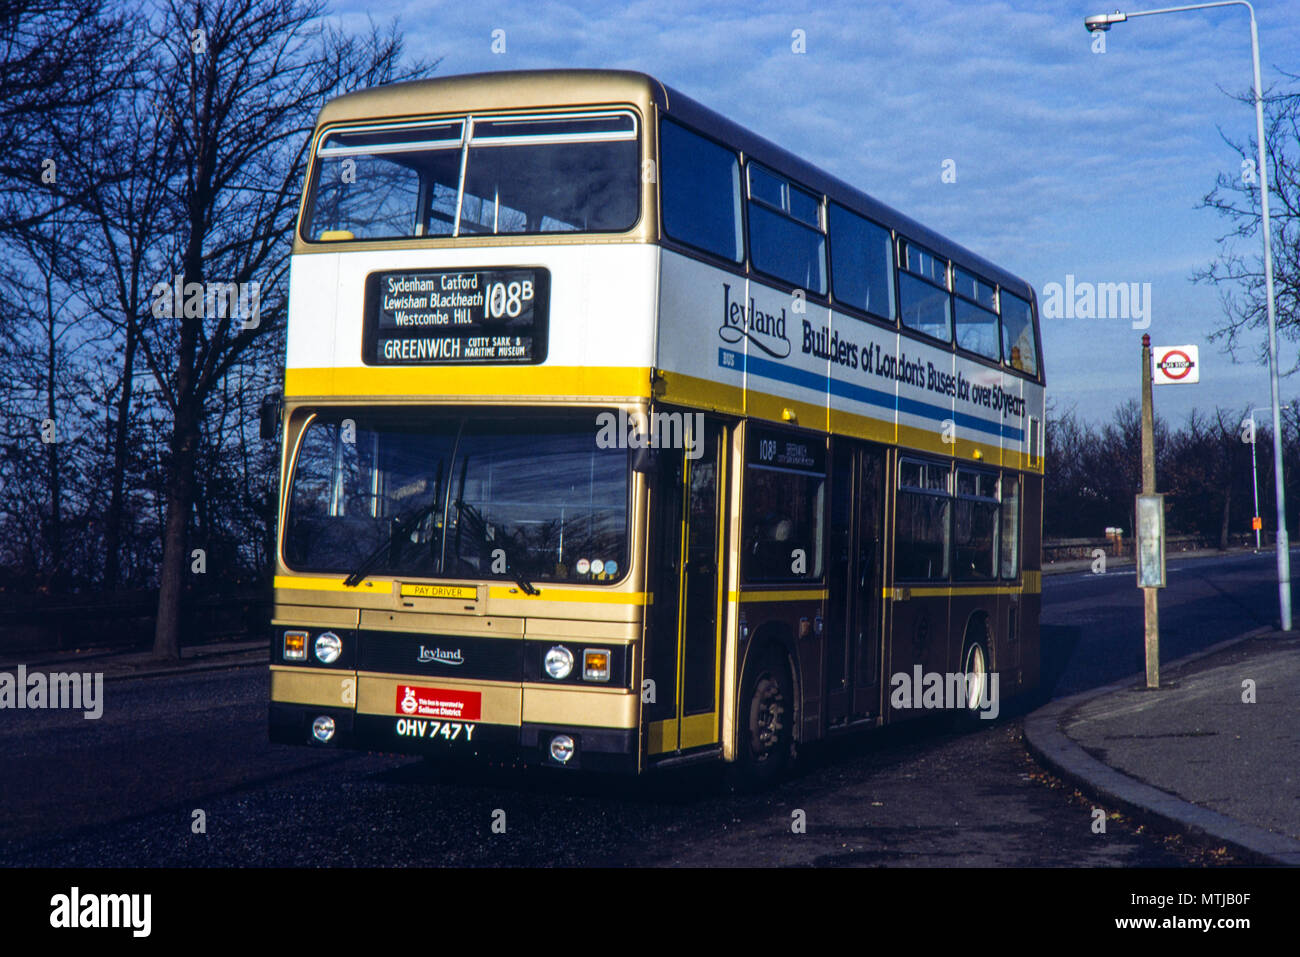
[
  {"x1": 452, "y1": 497, "x2": 539, "y2": 595},
  {"x1": 342, "y1": 498, "x2": 440, "y2": 588}
]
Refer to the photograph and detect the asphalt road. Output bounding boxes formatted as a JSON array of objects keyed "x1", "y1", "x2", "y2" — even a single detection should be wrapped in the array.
[
  {"x1": 1041, "y1": 548, "x2": 1290, "y2": 698},
  {"x1": 1, "y1": 549, "x2": 1284, "y2": 867}
]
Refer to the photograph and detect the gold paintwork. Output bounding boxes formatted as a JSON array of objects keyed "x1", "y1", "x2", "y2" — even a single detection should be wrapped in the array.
[
  {"x1": 271, "y1": 667, "x2": 357, "y2": 708},
  {"x1": 523, "y1": 618, "x2": 638, "y2": 640},
  {"x1": 272, "y1": 604, "x2": 359, "y2": 629},
  {"x1": 294, "y1": 71, "x2": 665, "y2": 257},
  {"x1": 521, "y1": 685, "x2": 637, "y2": 728},
  {"x1": 359, "y1": 609, "x2": 523, "y2": 636}
]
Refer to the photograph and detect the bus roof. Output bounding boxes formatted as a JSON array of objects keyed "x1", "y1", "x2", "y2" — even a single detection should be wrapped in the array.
[{"x1": 314, "y1": 68, "x2": 1035, "y2": 301}]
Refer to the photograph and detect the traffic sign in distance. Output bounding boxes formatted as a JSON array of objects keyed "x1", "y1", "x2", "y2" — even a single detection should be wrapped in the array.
[{"x1": 1153, "y1": 344, "x2": 1199, "y2": 385}]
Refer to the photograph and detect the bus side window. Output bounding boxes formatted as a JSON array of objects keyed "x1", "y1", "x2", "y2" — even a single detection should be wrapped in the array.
[
  {"x1": 659, "y1": 118, "x2": 743, "y2": 262},
  {"x1": 896, "y1": 459, "x2": 951, "y2": 581},
  {"x1": 999, "y1": 291, "x2": 1038, "y2": 377},
  {"x1": 742, "y1": 436, "x2": 826, "y2": 583},
  {"x1": 1000, "y1": 474, "x2": 1021, "y2": 579}
]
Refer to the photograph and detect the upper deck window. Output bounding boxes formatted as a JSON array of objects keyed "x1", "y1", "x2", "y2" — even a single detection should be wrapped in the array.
[
  {"x1": 659, "y1": 119, "x2": 743, "y2": 262},
  {"x1": 746, "y1": 163, "x2": 826, "y2": 294},
  {"x1": 828, "y1": 203, "x2": 895, "y2": 321},
  {"x1": 304, "y1": 111, "x2": 640, "y2": 242},
  {"x1": 999, "y1": 290, "x2": 1039, "y2": 377},
  {"x1": 897, "y1": 238, "x2": 951, "y2": 343},
  {"x1": 953, "y1": 266, "x2": 1000, "y2": 361}
]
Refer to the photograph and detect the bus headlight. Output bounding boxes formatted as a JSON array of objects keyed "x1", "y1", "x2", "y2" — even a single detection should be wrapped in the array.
[
  {"x1": 544, "y1": 645, "x2": 574, "y2": 679},
  {"x1": 314, "y1": 631, "x2": 343, "y2": 664},
  {"x1": 549, "y1": 734, "x2": 575, "y2": 763},
  {"x1": 312, "y1": 715, "x2": 336, "y2": 742}
]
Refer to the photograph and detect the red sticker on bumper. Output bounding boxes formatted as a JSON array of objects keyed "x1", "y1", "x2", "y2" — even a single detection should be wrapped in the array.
[{"x1": 396, "y1": 685, "x2": 482, "y2": 720}]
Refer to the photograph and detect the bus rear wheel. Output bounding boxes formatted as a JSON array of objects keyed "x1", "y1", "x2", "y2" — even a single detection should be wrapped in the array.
[
  {"x1": 957, "y1": 629, "x2": 992, "y2": 725},
  {"x1": 732, "y1": 646, "x2": 794, "y2": 787}
]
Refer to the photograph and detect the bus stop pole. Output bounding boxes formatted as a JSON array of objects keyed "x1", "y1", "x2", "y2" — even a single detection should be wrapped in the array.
[{"x1": 1141, "y1": 334, "x2": 1159, "y2": 689}]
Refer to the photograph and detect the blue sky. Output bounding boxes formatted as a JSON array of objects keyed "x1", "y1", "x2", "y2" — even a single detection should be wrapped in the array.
[{"x1": 332, "y1": 0, "x2": 1300, "y2": 426}]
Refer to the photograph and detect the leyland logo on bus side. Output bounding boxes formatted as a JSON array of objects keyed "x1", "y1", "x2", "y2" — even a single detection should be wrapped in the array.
[{"x1": 719, "y1": 283, "x2": 791, "y2": 358}]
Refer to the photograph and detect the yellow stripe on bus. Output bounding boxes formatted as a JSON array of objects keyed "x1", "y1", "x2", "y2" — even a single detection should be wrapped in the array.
[
  {"x1": 730, "y1": 590, "x2": 829, "y2": 603},
  {"x1": 274, "y1": 575, "x2": 647, "y2": 604},
  {"x1": 285, "y1": 365, "x2": 652, "y2": 399},
  {"x1": 485, "y1": 585, "x2": 648, "y2": 604},
  {"x1": 883, "y1": 578, "x2": 1043, "y2": 599},
  {"x1": 283, "y1": 365, "x2": 1041, "y2": 472},
  {"x1": 274, "y1": 575, "x2": 389, "y2": 593}
]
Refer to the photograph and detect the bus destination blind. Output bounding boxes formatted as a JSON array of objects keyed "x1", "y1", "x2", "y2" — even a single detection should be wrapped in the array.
[{"x1": 363, "y1": 267, "x2": 550, "y2": 365}]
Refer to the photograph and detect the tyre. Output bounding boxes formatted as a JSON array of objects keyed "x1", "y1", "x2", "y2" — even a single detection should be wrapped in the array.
[
  {"x1": 957, "y1": 625, "x2": 993, "y2": 725},
  {"x1": 731, "y1": 645, "x2": 795, "y2": 787}
]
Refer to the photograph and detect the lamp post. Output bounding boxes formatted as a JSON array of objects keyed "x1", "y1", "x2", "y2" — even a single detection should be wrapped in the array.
[{"x1": 1085, "y1": 1, "x2": 1291, "y2": 629}]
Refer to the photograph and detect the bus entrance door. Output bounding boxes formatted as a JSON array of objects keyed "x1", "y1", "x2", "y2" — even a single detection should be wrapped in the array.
[
  {"x1": 826, "y1": 441, "x2": 885, "y2": 726},
  {"x1": 645, "y1": 416, "x2": 728, "y2": 760}
]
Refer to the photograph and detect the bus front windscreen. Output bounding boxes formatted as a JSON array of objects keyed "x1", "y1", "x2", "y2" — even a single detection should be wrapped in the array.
[
  {"x1": 304, "y1": 111, "x2": 640, "y2": 241},
  {"x1": 284, "y1": 410, "x2": 629, "y2": 585}
]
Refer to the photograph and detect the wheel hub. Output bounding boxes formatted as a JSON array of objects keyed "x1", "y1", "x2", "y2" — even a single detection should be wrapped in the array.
[
  {"x1": 965, "y1": 645, "x2": 986, "y2": 711},
  {"x1": 749, "y1": 674, "x2": 785, "y2": 758}
]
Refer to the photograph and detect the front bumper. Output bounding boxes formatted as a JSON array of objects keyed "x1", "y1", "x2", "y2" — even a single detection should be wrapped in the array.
[{"x1": 269, "y1": 702, "x2": 637, "y2": 773}]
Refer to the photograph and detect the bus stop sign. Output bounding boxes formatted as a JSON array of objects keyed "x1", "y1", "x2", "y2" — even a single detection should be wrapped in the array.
[{"x1": 1153, "y1": 345, "x2": 1199, "y2": 385}]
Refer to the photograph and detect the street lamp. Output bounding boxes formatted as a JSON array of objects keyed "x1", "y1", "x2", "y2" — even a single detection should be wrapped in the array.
[{"x1": 1085, "y1": 1, "x2": 1292, "y2": 629}]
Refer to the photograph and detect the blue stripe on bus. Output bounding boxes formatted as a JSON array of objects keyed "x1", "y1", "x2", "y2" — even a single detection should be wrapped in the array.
[{"x1": 718, "y1": 347, "x2": 1024, "y2": 443}]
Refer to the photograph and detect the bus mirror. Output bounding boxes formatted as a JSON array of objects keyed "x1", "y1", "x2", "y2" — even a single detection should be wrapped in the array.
[
  {"x1": 259, "y1": 394, "x2": 281, "y2": 440},
  {"x1": 631, "y1": 446, "x2": 659, "y2": 475}
]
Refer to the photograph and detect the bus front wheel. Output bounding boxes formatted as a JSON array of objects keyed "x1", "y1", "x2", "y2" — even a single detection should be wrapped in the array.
[{"x1": 732, "y1": 645, "x2": 794, "y2": 787}]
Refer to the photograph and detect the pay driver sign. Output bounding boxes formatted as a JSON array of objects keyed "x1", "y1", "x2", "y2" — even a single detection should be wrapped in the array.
[{"x1": 1153, "y1": 344, "x2": 1200, "y2": 385}]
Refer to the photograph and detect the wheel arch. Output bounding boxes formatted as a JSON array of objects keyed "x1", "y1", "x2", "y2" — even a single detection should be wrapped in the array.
[
  {"x1": 959, "y1": 607, "x2": 995, "y2": 672},
  {"x1": 736, "y1": 618, "x2": 803, "y2": 744}
]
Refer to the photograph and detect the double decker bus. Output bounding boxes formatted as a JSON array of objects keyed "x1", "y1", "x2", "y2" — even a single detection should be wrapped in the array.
[{"x1": 267, "y1": 69, "x2": 1044, "y2": 780}]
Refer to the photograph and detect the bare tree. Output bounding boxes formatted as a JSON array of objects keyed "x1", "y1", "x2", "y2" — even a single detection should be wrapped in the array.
[
  {"x1": 1194, "y1": 78, "x2": 1300, "y2": 365},
  {"x1": 139, "y1": 0, "x2": 434, "y2": 657},
  {"x1": 0, "y1": 1, "x2": 135, "y2": 236}
]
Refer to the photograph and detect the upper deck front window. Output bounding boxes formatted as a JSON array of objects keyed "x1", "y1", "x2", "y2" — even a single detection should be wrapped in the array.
[{"x1": 305, "y1": 111, "x2": 640, "y2": 242}]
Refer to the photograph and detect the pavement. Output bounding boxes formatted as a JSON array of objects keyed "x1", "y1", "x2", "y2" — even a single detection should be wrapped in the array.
[{"x1": 1025, "y1": 627, "x2": 1300, "y2": 866}]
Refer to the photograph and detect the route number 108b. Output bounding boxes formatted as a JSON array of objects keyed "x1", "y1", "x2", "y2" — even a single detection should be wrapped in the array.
[{"x1": 484, "y1": 280, "x2": 534, "y2": 319}]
